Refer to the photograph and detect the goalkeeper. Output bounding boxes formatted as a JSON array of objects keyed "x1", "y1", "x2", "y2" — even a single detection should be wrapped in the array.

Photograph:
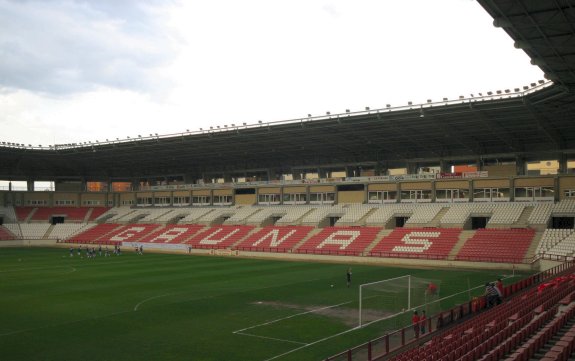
[{"x1": 425, "y1": 282, "x2": 437, "y2": 296}]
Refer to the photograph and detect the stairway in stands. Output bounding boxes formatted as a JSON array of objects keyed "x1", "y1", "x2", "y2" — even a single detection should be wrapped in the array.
[{"x1": 447, "y1": 230, "x2": 475, "y2": 261}]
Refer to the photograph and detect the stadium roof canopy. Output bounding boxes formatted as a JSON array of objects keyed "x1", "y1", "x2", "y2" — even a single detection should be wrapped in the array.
[{"x1": 0, "y1": 0, "x2": 574, "y2": 181}]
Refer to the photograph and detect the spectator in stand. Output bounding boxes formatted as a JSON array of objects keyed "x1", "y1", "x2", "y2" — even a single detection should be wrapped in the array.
[
  {"x1": 485, "y1": 282, "x2": 499, "y2": 308},
  {"x1": 420, "y1": 310, "x2": 427, "y2": 334},
  {"x1": 495, "y1": 278, "x2": 504, "y2": 304},
  {"x1": 412, "y1": 310, "x2": 420, "y2": 338}
]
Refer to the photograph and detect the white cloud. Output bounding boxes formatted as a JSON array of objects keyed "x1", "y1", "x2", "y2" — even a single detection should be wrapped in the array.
[
  {"x1": 0, "y1": 0, "x2": 545, "y2": 146},
  {"x1": 0, "y1": 0, "x2": 178, "y2": 95}
]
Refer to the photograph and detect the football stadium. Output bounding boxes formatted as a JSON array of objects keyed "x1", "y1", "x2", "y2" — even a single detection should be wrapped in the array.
[{"x1": 1, "y1": 1, "x2": 575, "y2": 361}]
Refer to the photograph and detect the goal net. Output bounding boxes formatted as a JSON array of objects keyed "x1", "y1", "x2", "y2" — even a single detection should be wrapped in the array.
[{"x1": 358, "y1": 275, "x2": 441, "y2": 327}]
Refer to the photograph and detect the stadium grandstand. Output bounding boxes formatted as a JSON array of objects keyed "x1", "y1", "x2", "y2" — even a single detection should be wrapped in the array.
[{"x1": 1, "y1": 1, "x2": 575, "y2": 361}]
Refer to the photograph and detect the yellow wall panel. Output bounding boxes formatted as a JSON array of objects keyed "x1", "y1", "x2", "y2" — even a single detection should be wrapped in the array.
[
  {"x1": 400, "y1": 182, "x2": 432, "y2": 190},
  {"x1": 337, "y1": 191, "x2": 365, "y2": 203},
  {"x1": 283, "y1": 187, "x2": 307, "y2": 194},
  {"x1": 235, "y1": 194, "x2": 256, "y2": 205},
  {"x1": 435, "y1": 181, "x2": 470, "y2": 189},
  {"x1": 514, "y1": 178, "x2": 554, "y2": 187},
  {"x1": 368, "y1": 183, "x2": 397, "y2": 191},
  {"x1": 258, "y1": 187, "x2": 281, "y2": 194},
  {"x1": 474, "y1": 179, "x2": 510, "y2": 188}
]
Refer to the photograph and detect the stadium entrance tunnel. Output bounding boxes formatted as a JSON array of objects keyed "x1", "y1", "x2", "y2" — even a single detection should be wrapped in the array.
[
  {"x1": 395, "y1": 217, "x2": 409, "y2": 228},
  {"x1": 50, "y1": 216, "x2": 65, "y2": 225},
  {"x1": 471, "y1": 217, "x2": 489, "y2": 229},
  {"x1": 551, "y1": 216, "x2": 575, "y2": 229}
]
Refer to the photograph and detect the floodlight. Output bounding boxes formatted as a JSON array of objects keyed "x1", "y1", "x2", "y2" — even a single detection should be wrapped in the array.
[
  {"x1": 231, "y1": 124, "x2": 235, "y2": 127},
  {"x1": 514, "y1": 88, "x2": 520, "y2": 92},
  {"x1": 243, "y1": 122, "x2": 247, "y2": 125},
  {"x1": 523, "y1": 86, "x2": 529, "y2": 90},
  {"x1": 106, "y1": 139, "x2": 109, "y2": 141},
  {"x1": 127, "y1": 136, "x2": 130, "y2": 139},
  {"x1": 459, "y1": 96, "x2": 464, "y2": 99},
  {"x1": 155, "y1": 133, "x2": 158, "y2": 136},
  {"x1": 138, "y1": 135, "x2": 141, "y2": 137},
  {"x1": 530, "y1": 83, "x2": 536, "y2": 87},
  {"x1": 258, "y1": 120, "x2": 263, "y2": 123},
  {"x1": 149, "y1": 134, "x2": 153, "y2": 137},
  {"x1": 538, "y1": 80, "x2": 545, "y2": 84},
  {"x1": 487, "y1": 91, "x2": 493, "y2": 95},
  {"x1": 443, "y1": 97, "x2": 448, "y2": 101},
  {"x1": 217, "y1": 126, "x2": 220, "y2": 129},
  {"x1": 496, "y1": 90, "x2": 502, "y2": 94},
  {"x1": 345, "y1": 109, "x2": 350, "y2": 113},
  {"x1": 186, "y1": 129, "x2": 190, "y2": 132},
  {"x1": 408, "y1": 101, "x2": 412, "y2": 105},
  {"x1": 478, "y1": 93, "x2": 482, "y2": 96},
  {"x1": 326, "y1": 111, "x2": 330, "y2": 115},
  {"x1": 224, "y1": 125, "x2": 228, "y2": 128},
  {"x1": 365, "y1": 107, "x2": 370, "y2": 111},
  {"x1": 427, "y1": 99, "x2": 432, "y2": 103},
  {"x1": 386, "y1": 104, "x2": 391, "y2": 108},
  {"x1": 504, "y1": 89, "x2": 510, "y2": 93}
]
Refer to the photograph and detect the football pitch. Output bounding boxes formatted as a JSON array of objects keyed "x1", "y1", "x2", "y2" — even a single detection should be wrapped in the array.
[{"x1": 0, "y1": 248, "x2": 519, "y2": 361}]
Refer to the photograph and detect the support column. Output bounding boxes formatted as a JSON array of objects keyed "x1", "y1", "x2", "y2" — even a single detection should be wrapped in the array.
[
  {"x1": 407, "y1": 162, "x2": 418, "y2": 175},
  {"x1": 131, "y1": 179, "x2": 140, "y2": 192},
  {"x1": 26, "y1": 180, "x2": 34, "y2": 192},
  {"x1": 558, "y1": 154, "x2": 568, "y2": 174},
  {"x1": 439, "y1": 160, "x2": 450, "y2": 173},
  {"x1": 292, "y1": 170, "x2": 302, "y2": 180},
  {"x1": 515, "y1": 156, "x2": 526, "y2": 176}
]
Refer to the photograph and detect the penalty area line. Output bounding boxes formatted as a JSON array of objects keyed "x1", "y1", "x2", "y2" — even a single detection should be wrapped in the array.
[
  {"x1": 233, "y1": 300, "x2": 352, "y2": 334},
  {"x1": 234, "y1": 331, "x2": 309, "y2": 346}
]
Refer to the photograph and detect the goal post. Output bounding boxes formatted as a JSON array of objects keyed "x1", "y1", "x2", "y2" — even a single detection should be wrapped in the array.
[{"x1": 358, "y1": 275, "x2": 440, "y2": 327}]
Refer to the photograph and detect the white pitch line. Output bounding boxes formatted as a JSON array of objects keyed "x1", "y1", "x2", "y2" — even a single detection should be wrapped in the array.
[
  {"x1": 262, "y1": 325, "x2": 361, "y2": 361},
  {"x1": 233, "y1": 300, "x2": 352, "y2": 334},
  {"x1": 134, "y1": 293, "x2": 175, "y2": 311},
  {"x1": 235, "y1": 331, "x2": 309, "y2": 346},
  {"x1": 0, "y1": 265, "x2": 77, "y2": 275}
]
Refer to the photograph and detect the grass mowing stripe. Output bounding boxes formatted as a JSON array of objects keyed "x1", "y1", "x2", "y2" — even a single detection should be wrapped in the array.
[{"x1": 0, "y1": 247, "x2": 529, "y2": 361}]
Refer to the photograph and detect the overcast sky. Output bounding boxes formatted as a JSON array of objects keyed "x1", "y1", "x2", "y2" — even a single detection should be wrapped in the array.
[{"x1": 0, "y1": 0, "x2": 545, "y2": 147}]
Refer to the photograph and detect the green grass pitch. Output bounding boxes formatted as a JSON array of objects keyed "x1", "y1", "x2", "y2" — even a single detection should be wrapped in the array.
[{"x1": 0, "y1": 247, "x2": 519, "y2": 361}]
